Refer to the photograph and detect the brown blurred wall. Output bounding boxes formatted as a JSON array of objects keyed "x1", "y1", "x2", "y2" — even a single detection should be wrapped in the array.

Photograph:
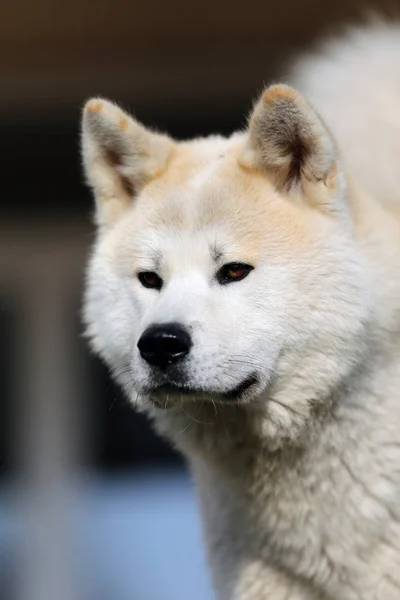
[{"x1": 1, "y1": 0, "x2": 398, "y2": 114}]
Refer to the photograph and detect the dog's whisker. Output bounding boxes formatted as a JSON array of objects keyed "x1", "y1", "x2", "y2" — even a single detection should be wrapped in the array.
[
  {"x1": 268, "y1": 397, "x2": 305, "y2": 419},
  {"x1": 179, "y1": 399, "x2": 216, "y2": 432},
  {"x1": 112, "y1": 363, "x2": 132, "y2": 379},
  {"x1": 180, "y1": 404, "x2": 216, "y2": 426}
]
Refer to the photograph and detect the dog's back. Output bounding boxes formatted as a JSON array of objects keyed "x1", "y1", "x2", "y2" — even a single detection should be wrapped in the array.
[{"x1": 291, "y1": 21, "x2": 400, "y2": 210}]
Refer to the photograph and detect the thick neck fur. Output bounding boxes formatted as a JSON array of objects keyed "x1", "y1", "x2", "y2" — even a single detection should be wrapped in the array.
[{"x1": 149, "y1": 350, "x2": 400, "y2": 599}]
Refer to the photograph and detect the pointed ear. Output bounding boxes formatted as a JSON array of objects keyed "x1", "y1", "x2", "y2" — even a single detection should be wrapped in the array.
[
  {"x1": 241, "y1": 85, "x2": 346, "y2": 214},
  {"x1": 81, "y1": 98, "x2": 174, "y2": 228}
]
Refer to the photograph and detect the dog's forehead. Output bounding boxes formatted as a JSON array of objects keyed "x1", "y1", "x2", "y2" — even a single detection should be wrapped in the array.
[
  {"x1": 139, "y1": 134, "x2": 276, "y2": 225},
  {"x1": 114, "y1": 134, "x2": 320, "y2": 263},
  {"x1": 151, "y1": 134, "x2": 246, "y2": 198}
]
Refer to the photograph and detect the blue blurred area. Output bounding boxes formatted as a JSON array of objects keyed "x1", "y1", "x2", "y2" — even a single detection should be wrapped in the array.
[
  {"x1": 0, "y1": 470, "x2": 213, "y2": 600},
  {"x1": 82, "y1": 470, "x2": 213, "y2": 600}
]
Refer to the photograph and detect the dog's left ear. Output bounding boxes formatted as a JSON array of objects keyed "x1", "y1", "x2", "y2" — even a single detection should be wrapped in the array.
[{"x1": 241, "y1": 84, "x2": 346, "y2": 214}]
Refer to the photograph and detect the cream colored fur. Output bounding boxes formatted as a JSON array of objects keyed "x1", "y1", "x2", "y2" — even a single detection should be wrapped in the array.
[{"x1": 81, "y1": 22, "x2": 400, "y2": 600}]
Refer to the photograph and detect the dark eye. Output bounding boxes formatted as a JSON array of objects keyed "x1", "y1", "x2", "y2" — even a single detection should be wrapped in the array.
[
  {"x1": 216, "y1": 262, "x2": 254, "y2": 285},
  {"x1": 138, "y1": 271, "x2": 163, "y2": 290}
]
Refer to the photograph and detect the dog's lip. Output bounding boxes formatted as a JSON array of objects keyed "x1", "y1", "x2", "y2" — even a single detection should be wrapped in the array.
[
  {"x1": 151, "y1": 373, "x2": 258, "y2": 401},
  {"x1": 221, "y1": 374, "x2": 258, "y2": 399}
]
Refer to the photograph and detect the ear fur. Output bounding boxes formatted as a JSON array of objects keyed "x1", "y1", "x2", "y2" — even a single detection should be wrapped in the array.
[
  {"x1": 241, "y1": 84, "x2": 346, "y2": 214},
  {"x1": 81, "y1": 98, "x2": 174, "y2": 228}
]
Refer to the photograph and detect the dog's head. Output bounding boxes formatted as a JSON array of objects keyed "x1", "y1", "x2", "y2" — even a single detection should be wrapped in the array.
[{"x1": 81, "y1": 86, "x2": 371, "y2": 445}]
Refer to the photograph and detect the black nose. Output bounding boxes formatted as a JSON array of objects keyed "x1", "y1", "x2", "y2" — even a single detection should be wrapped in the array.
[{"x1": 137, "y1": 323, "x2": 192, "y2": 368}]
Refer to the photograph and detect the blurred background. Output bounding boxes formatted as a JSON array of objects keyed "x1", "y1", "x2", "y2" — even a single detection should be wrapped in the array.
[{"x1": 0, "y1": 1, "x2": 398, "y2": 599}]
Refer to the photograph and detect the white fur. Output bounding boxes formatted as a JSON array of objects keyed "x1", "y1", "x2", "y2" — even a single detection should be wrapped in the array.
[
  {"x1": 82, "y1": 22, "x2": 400, "y2": 600},
  {"x1": 291, "y1": 20, "x2": 400, "y2": 209}
]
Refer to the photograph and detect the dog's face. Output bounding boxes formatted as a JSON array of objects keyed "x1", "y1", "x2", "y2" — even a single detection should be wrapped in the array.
[{"x1": 82, "y1": 86, "x2": 371, "y2": 443}]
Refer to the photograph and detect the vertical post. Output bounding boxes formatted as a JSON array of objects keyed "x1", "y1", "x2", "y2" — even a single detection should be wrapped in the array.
[{"x1": 0, "y1": 224, "x2": 88, "y2": 600}]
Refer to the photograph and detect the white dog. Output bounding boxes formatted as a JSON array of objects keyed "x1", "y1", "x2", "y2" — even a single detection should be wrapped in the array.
[{"x1": 81, "y1": 21, "x2": 400, "y2": 600}]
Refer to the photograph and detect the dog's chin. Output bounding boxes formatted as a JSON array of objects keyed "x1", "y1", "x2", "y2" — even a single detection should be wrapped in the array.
[{"x1": 147, "y1": 374, "x2": 259, "y2": 407}]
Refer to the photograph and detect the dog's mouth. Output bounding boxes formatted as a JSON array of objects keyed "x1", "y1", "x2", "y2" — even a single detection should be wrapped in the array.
[
  {"x1": 150, "y1": 373, "x2": 259, "y2": 403},
  {"x1": 222, "y1": 374, "x2": 259, "y2": 399}
]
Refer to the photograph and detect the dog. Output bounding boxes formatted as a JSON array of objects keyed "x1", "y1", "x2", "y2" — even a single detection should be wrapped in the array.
[{"x1": 81, "y1": 21, "x2": 400, "y2": 600}]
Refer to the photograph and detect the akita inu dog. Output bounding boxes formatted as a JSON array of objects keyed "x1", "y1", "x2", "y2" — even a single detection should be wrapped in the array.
[{"x1": 81, "y1": 22, "x2": 400, "y2": 600}]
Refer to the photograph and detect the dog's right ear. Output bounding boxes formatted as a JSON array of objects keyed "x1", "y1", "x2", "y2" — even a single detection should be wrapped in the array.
[
  {"x1": 241, "y1": 84, "x2": 347, "y2": 216},
  {"x1": 81, "y1": 99, "x2": 174, "y2": 229}
]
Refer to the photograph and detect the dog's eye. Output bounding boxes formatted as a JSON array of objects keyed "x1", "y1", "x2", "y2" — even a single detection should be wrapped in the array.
[
  {"x1": 217, "y1": 262, "x2": 254, "y2": 285},
  {"x1": 138, "y1": 271, "x2": 163, "y2": 290}
]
